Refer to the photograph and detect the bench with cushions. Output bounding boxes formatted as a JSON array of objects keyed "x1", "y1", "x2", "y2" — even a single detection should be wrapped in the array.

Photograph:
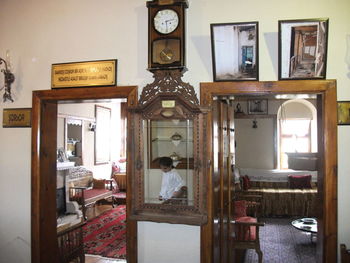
[
  {"x1": 246, "y1": 186, "x2": 318, "y2": 217},
  {"x1": 69, "y1": 178, "x2": 114, "y2": 220},
  {"x1": 238, "y1": 172, "x2": 318, "y2": 217}
]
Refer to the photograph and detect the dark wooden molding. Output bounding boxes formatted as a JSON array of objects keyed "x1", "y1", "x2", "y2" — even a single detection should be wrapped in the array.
[
  {"x1": 200, "y1": 80, "x2": 337, "y2": 263},
  {"x1": 31, "y1": 86, "x2": 138, "y2": 263}
]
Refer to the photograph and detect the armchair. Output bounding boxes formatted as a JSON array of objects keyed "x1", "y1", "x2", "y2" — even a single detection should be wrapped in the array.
[
  {"x1": 341, "y1": 244, "x2": 350, "y2": 263},
  {"x1": 232, "y1": 193, "x2": 265, "y2": 263},
  {"x1": 69, "y1": 179, "x2": 114, "y2": 220}
]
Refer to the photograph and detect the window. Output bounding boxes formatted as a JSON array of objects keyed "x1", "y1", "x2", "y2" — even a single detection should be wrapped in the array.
[
  {"x1": 279, "y1": 118, "x2": 311, "y2": 169},
  {"x1": 277, "y1": 99, "x2": 317, "y2": 169}
]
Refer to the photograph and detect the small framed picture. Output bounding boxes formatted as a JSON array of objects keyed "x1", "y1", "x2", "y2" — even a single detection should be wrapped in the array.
[
  {"x1": 210, "y1": 21, "x2": 259, "y2": 81},
  {"x1": 278, "y1": 18, "x2": 329, "y2": 80},
  {"x1": 247, "y1": 99, "x2": 268, "y2": 115},
  {"x1": 337, "y1": 101, "x2": 350, "y2": 125}
]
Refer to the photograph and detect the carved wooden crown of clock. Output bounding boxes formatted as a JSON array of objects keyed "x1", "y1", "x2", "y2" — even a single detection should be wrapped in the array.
[{"x1": 147, "y1": 0, "x2": 188, "y2": 72}]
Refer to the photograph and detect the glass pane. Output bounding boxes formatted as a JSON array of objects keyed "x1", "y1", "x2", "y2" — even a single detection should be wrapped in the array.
[
  {"x1": 281, "y1": 119, "x2": 310, "y2": 136},
  {"x1": 295, "y1": 138, "x2": 310, "y2": 152},
  {"x1": 143, "y1": 119, "x2": 194, "y2": 205}
]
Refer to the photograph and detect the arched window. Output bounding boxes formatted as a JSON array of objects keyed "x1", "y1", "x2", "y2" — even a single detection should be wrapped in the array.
[{"x1": 277, "y1": 99, "x2": 317, "y2": 169}]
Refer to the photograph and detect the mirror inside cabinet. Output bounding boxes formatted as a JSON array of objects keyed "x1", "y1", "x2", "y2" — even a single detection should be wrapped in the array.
[
  {"x1": 129, "y1": 91, "x2": 208, "y2": 225},
  {"x1": 144, "y1": 119, "x2": 194, "y2": 205}
]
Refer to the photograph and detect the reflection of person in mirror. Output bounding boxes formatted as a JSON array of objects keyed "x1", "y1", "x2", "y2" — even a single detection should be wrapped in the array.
[{"x1": 158, "y1": 156, "x2": 184, "y2": 201}]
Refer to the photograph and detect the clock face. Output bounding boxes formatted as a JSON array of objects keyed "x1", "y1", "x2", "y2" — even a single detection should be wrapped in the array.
[{"x1": 153, "y1": 9, "x2": 179, "y2": 34}]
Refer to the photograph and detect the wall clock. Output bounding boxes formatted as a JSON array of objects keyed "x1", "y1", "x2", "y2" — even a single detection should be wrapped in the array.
[{"x1": 147, "y1": 0, "x2": 188, "y2": 72}]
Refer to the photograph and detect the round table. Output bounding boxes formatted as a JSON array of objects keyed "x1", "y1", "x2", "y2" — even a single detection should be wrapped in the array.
[{"x1": 291, "y1": 217, "x2": 317, "y2": 242}]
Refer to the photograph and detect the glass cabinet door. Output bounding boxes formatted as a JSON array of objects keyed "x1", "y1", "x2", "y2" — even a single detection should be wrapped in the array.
[{"x1": 143, "y1": 119, "x2": 194, "y2": 205}]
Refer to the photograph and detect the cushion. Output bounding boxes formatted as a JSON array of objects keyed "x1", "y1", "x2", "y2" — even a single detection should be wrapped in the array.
[
  {"x1": 242, "y1": 175, "x2": 251, "y2": 190},
  {"x1": 288, "y1": 174, "x2": 312, "y2": 189},
  {"x1": 234, "y1": 200, "x2": 247, "y2": 217},
  {"x1": 93, "y1": 179, "x2": 106, "y2": 189}
]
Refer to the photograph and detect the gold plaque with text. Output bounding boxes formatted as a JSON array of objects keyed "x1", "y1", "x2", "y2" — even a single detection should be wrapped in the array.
[
  {"x1": 51, "y1": 60, "x2": 117, "y2": 88},
  {"x1": 3, "y1": 108, "x2": 32, "y2": 128},
  {"x1": 161, "y1": 100, "x2": 176, "y2": 108}
]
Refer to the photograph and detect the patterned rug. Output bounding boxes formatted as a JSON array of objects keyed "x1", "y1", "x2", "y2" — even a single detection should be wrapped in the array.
[
  {"x1": 83, "y1": 205, "x2": 126, "y2": 259},
  {"x1": 245, "y1": 217, "x2": 316, "y2": 263}
]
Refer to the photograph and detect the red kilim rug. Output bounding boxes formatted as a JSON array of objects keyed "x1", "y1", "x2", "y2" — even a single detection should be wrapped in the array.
[{"x1": 83, "y1": 205, "x2": 126, "y2": 259}]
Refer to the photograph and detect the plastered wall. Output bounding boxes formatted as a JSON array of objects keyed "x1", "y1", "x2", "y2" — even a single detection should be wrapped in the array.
[{"x1": 1, "y1": 0, "x2": 350, "y2": 262}]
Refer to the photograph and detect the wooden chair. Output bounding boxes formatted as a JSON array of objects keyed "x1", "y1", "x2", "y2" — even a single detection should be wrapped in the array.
[
  {"x1": 69, "y1": 179, "x2": 114, "y2": 220},
  {"x1": 112, "y1": 172, "x2": 127, "y2": 191},
  {"x1": 232, "y1": 193, "x2": 265, "y2": 263},
  {"x1": 341, "y1": 244, "x2": 350, "y2": 263},
  {"x1": 57, "y1": 222, "x2": 86, "y2": 263}
]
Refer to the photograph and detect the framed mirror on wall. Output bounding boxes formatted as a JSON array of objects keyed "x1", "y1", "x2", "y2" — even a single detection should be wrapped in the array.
[
  {"x1": 57, "y1": 113, "x2": 91, "y2": 167},
  {"x1": 66, "y1": 118, "x2": 83, "y2": 165},
  {"x1": 94, "y1": 105, "x2": 111, "y2": 165}
]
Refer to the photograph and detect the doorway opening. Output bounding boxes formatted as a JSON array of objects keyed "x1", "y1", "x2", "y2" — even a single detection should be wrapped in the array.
[
  {"x1": 31, "y1": 86, "x2": 138, "y2": 263},
  {"x1": 56, "y1": 99, "x2": 127, "y2": 261},
  {"x1": 232, "y1": 94, "x2": 318, "y2": 262},
  {"x1": 199, "y1": 80, "x2": 337, "y2": 263}
]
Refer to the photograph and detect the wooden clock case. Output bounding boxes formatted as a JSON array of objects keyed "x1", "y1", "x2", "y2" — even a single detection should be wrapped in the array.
[{"x1": 147, "y1": 0, "x2": 188, "y2": 72}]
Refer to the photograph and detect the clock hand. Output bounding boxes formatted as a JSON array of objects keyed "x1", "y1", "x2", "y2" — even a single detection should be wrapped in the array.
[{"x1": 160, "y1": 50, "x2": 172, "y2": 60}]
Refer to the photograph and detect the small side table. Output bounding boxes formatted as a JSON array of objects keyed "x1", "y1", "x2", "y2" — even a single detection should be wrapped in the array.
[{"x1": 291, "y1": 217, "x2": 317, "y2": 242}]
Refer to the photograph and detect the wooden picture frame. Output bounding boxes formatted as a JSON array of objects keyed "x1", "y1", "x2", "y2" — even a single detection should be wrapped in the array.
[
  {"x1": 210, "y1": 22, "x2": 259, "y2": 81},
  {"x1": 337, "y1": 101, "x2": 350, "y2": 125},
  {"x1": 278, "y1": 18, "x2": 329, "y2": 80},
  {"x1": 247, "y1": 99, "x2": 268, "y2": 115}
]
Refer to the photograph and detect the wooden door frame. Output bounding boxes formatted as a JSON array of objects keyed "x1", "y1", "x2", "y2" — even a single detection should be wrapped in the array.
[
  {"x1": 200, "y1": 80, "x2": 338, "y2": 263},
  {"x1": 31, "y1": 86, "x2": 138, "y2": 263}
]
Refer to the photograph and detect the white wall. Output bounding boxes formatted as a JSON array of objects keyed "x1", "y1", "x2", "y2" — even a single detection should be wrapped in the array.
[
  {"x1": 235, "y1": 99, "x2": 317, "y2": 169},
  {"x1": 235, "y1": 118, "x2": 275, "y2": 169},
  {"x1": 1, "y1": 0, "x2": 350, "y2": 262}
]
